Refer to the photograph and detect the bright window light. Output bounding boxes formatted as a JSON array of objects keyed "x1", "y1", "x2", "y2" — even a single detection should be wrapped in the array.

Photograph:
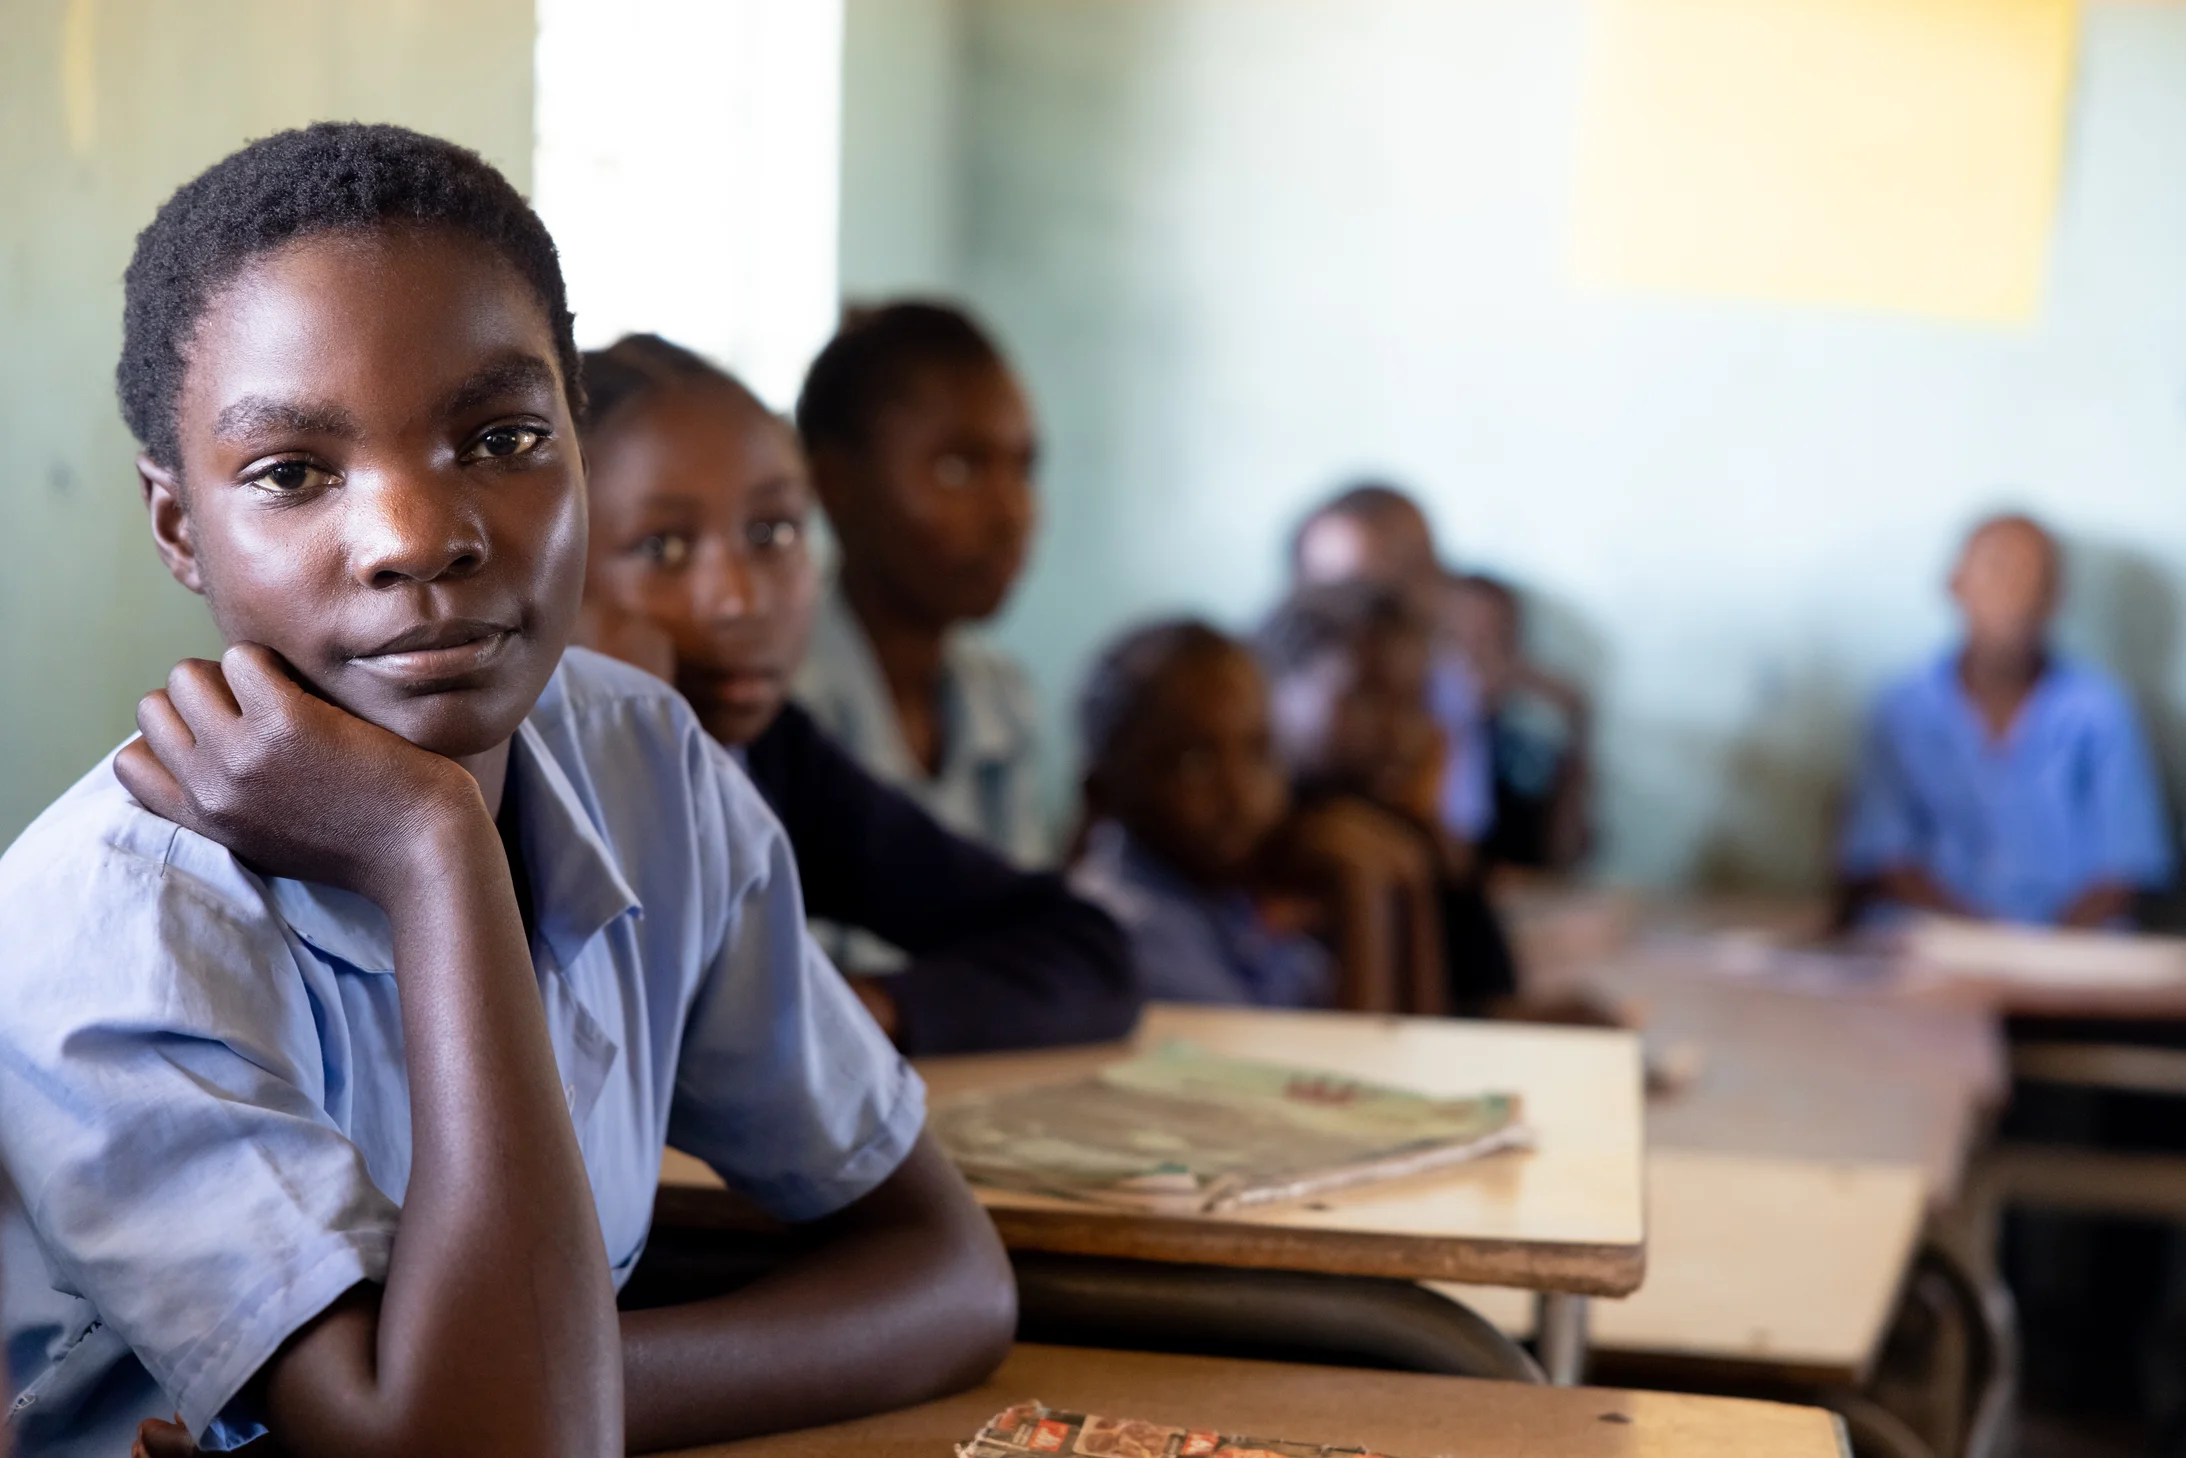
[{"x1": 533, "y1": 0, "x2": 844, "y2": 409}]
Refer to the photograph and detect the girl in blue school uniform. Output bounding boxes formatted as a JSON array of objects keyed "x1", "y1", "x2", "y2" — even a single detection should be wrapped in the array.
[{"x1": 0, "y1": 123, "x2": 1012, "y2": 1458}]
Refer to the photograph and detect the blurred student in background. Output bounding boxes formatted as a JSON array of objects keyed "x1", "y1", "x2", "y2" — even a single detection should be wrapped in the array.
[
  {"x1": 1839, "y1": 513, "x2": 2174, "y2": 927},
  {"x1": 1257, "y1": 583, "x2": 1520, "y2": 1014},
  {"x1": 1290, "y1": 483, "x2": 1494, "y2": 855},
  {"x1": 792, "y1": 303, "x2": 1047, "y2": 865},
  {"x1": 1444, "y1": 573, "x2": 1593, "y2": 872},
  {"x1": 578, "y1": 333, "x2": 1136, "y2": 1054},
  {"x1": 1070, "y1": 620, "x2": 1446, "y2": 1013}
]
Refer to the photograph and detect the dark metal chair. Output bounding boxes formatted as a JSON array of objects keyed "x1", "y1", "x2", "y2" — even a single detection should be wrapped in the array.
[{"x1": 1011, "y1": 1252, "x2": 1545, "y2": 1383}]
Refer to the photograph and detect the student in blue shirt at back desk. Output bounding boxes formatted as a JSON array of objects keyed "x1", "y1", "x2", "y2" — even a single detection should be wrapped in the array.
[
  {"x1": 0, "y1": 124, "x2": 1012, "y2": 1458},
  {"x1": 1839, "y1": 513, "x2": 2175, "y2": 927}
]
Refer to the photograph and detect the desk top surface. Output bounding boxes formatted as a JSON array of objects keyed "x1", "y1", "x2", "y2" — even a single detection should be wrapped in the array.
[
  {"x1": 673, "y1": 1343, "x2": 1848, "y2": 1458},
  {"x1": 917, "y1": 1003, "x2": 1645, "y2": 1294}
]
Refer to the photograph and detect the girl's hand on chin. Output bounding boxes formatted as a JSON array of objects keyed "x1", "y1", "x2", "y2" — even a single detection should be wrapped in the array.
[{"x1": 114, "y1": 643, "x2": 486, "y2": 905}]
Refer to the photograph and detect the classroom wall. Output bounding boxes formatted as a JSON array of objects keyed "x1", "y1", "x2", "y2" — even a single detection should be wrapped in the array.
[
  {"x1": 840, "y1": 0, "x2": 2186, "y2": 890},
  {"x1": 0, "y1": 0, "x2": 536, "y2": 844}
]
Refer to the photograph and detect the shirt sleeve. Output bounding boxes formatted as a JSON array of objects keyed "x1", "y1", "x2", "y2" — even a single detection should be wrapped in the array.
[
  {"x1": 665, "y1": 741, "x2": 928, "y2": 1221},
  {"x1": 1837, "y1": 697, "x2": 1924, "y2": 879},
  {"x1": 2084, "y1": 682, "x2": 2176, "y2": 889},
  {"x1": 0, "y1": 814, "x2": 399, "y2": 1446},
  {"x1": 747, "y1": 706, "x2": 1140, "y2": 1057}
]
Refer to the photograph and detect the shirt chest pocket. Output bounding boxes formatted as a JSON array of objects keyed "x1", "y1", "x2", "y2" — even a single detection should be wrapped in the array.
[
  {"x1": 541, "y1": 966, "x2": 620, "y2": 1133},
  {"x1": 537, "y1": 964, "x2": 659, "y2": 1281}
]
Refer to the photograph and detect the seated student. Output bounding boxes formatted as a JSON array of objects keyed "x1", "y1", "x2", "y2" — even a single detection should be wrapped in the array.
[
  {"x1": 1258, "y1": 582, "x2": 1521, "y2": 1014},
  {"x1": 0, "y1": 124, "x2": 1013, "y2": 1458},
  {"x1": 791, "y1": 303, "x2": 1047, "y2": 865},
  {"x1": 1289, "y1": 482, "x2": 1493, "y2": 853},
  {"x1": 1069, "y1": 620, "x2": 1447, "y2": 1013},
  {"x1": 575, "y1": 332, "x2": 1137, "y2": 1055},
  {"x1": 1840, "y1": 513, "x2": 2174, "y2": 926},
  {"x1": 1443, "y1": 572, "x2": 1594, "y2": 872}
]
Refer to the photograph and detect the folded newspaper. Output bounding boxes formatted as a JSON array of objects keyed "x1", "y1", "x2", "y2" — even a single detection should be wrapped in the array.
[
  {"x1": 932, "y1": 1041, "x2": 1529, "y2": 1215},
  {"x1": 960, "y1": 1401, "x2": 1410, "y2": 1458}
]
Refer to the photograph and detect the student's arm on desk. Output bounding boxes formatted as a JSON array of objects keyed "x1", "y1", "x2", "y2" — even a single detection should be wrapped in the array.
[
  {"x1": 2060, "y1": 880, "x2": 2138, "y2": 929},
  {"x1": 1871, "y1": 865, "x2": 1973, "y2": 918},
  {"x1": 1514, "y1": 662, "x2": 1595, "y2": 872},
  {"x1": 619, "y1": 1132, "x2": 1014, "y2": 1454},
  {"x1": 1267, "y1": 798, "x2": 1443, "y2": 1015},
  {"x1": 118, "y1": 649, "x2": 620, "y2": 1458},
  {"x1": 750, "y1": 705, "x2": 1139, "y2": 1054}
]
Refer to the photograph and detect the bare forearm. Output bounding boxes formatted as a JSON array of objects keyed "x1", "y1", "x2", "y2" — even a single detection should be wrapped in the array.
[
  {"x1": 1544, "y1": 761, "x2": 1591, "y2": 871},
  {"x1": 1329, "y1": 874, "x2": 1401, "y2": 1013},
  {"x1": 1400, "y1": 879, "x2": 1447, "y2": 1016},
  {"x1": 269, "y1": 813, "x2": 620, "y2": 1456},
  {"x1": 1876, "y1": 866, "x2": 1969, "y2": 917},
  {"x1": 2061, "y1": 880, "x2": 2136, "y2": 929},
  {"x1": 618, "y1": 1140, "x2": 1012, "y2": 1452}
]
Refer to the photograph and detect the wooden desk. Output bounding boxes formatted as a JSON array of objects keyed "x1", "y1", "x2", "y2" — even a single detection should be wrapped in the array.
[
  {"x1": 664, "y1": 1003, "x2": 1648, "y2": 1297},
  {"x1": 1434, "y1": 1149, "x2": 1928, "y2": 1386},
  {"x1": 672, "y1": 1343, "x2": 1849, "y2": 1457},
  {"x1": 1503, "y1": 887, "x2": 2003, "y2": 1202},
  {"x1": 1488, "y1": 891, "x2": 2001, "y2": 1384},
  {"x1": 1617, "y1": 960, "x2": 2003, "y2": 1203},
  {"x1": 1899, "y1": 917, "x2": 2186, "y2": 1021}
]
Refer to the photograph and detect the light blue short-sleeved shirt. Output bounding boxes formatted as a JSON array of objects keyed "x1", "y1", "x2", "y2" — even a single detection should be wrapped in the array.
[
  {"x1": 1838, "y1": 650, "x2": 2176, "y2": 924},
  {"x1": 793, "y1": 581, "x2": 1049, "y2": 868},
  {"x1": 0, "y1": 648, "x2": 925, "y2": 1457}
]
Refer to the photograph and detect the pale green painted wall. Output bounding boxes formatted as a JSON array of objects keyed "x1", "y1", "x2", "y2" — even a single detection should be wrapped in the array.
[
  {"x1": 840, "y1": 0, "x2": 2186, "y2": 891},
  {"x1": 840, "y1": 0, "x2": 963, "y2": 298},
  {"x1": 0, "y1": 0, "x2": 535, "y2": 842}
]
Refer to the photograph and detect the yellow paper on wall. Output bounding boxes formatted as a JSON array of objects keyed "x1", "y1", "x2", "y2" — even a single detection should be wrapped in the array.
[{"x1": 1570, "y1": 0, "x2": 2079, "y2": 326}]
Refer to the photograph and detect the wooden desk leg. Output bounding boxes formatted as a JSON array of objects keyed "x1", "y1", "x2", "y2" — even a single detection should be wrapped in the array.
[{"x1": 1535, "y1": 1292, "x2": 1589, "y2": 1386}]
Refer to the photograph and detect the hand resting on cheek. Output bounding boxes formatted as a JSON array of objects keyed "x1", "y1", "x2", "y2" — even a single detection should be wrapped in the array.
[{"x1": 114, "y1": 642, "x2": 486, "y2": 907}]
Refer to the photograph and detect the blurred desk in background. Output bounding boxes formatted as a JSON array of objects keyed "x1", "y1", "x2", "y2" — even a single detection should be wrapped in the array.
[
  {"x1": 1485, "y1": 882, "x2": 2004, "y2": 1390},
  {"x1": 1437, "y1": 1148, "x2": 1927, "y2": 1387}
]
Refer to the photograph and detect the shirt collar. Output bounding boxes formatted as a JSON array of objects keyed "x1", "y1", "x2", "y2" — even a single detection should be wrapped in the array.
[
  {"x1": 941, "y1": 634, "x2": 1031, "y2": 765},
  {"x1": 1092, "y1": 820, "x2": 1252, "y2": 921},
  {"x1": 1933, "y1": 645, "x2": 2065, "y2": 734},
  {"x1": 815, "y1": 578, "x2": 1027, "y2": 771},
  {"x1": 267, "y1": 718, "x2": 641, "y2": 975}
]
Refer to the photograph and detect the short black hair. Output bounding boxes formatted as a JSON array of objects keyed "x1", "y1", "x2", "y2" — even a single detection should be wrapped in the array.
[
  {"x1": 119, "y1": 121, "x2": 580, "y2": 470},
  {"x1": 579, "y1": 333, "x2": 765, "y2": 437},
  {"x1": 1287, "y1": 479, "x2": 1428, "y2": 571},
  {"x1": 795, "y1": 300, "x2": 1007, "y2": 452},
  {"x1": 1256, "y1": 580, "x2": 1426, "y2": 679},
  {"x1": 1078, "y1": 618, "x2": 1240, "y2": 775}
]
